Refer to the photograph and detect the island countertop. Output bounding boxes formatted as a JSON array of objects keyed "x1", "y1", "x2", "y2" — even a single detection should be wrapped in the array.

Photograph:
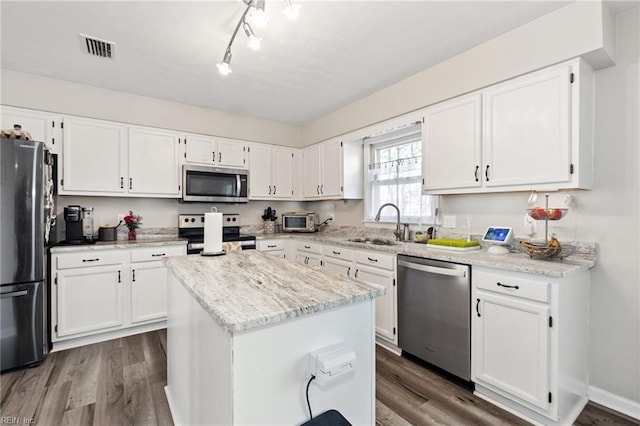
[{"x1": 164, "y1": 250, "x2": 385, "y2": 335}]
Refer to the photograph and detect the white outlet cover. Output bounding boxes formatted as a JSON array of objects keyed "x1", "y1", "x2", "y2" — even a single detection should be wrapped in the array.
[{"x1": 443, "y1": 215, "x2": 456, "y2": 228}]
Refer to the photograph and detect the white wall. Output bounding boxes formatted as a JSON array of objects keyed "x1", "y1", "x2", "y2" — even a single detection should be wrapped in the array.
[
  {"x1": 301, "y1": 3, "x2": 640, "y2": 411},
  {"x1": 301, "y1": 0, "x2": 615, "y2": 146},
  {"x1": 0, "y1": 70, "x2": 300, "y2": 147}
]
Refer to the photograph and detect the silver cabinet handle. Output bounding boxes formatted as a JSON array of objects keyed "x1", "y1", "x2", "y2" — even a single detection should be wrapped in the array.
[
  {"x1": 132, "y1": 269, "x2": 136, "y2": 282},
  {"x1": 397, "y1": 260, "x2": 467, "y2": 277},
  {"x1": 273, "y1": 186, "x2": 276, "y2": 195},
  {"x1": 212, "y1": 152, "x2": 216, "y2": 162},
  {"x1": 1, "y1": 290, "x2": 28, "y2": 299},
  {"x1": 118, "y1": 270, "x2": 121, "y2": 283},
  {"x1": 219, "y1": 152, "x2": 222, "y2": 162},
  {"x1": 129, "y1": 177, "x2": 133, "y2": 190},
  {"x1": 120, "y1": 177, "x2": 124, "y2": 189}
]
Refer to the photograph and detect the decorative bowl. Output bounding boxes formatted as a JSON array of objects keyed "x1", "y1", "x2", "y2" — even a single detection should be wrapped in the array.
[
  {"x1": 519, "y1": 241, "x2": 575, "y2": 259},
  {"x1": 526, "y1": 207, "x2": 569, "y2": 221}
]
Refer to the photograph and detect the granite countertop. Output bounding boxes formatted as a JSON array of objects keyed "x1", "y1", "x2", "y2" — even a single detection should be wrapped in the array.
[
  {"x1": 253, "y1": 232, "x2": 596, "y2": 279},
  {"x1": 50, "y1": 236, "x2": 187, "y2": 253},
  {"x1": 164, "y1": 250, "x2": 385, "y2": 335}
]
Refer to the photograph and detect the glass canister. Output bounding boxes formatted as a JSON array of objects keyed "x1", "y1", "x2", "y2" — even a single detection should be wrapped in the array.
[{"x1": 82, "y1": 207, "x2": 94, "y2": 241}]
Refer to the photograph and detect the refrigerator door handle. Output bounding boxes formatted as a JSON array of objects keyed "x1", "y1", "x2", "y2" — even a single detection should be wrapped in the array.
[{"x1": 0, "y1": 290, "x2": 28, "y2": 299}]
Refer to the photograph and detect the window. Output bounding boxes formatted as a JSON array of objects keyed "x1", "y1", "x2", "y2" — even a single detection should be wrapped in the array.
[{"x1": 365, "y1": 124, "x2": 437, "y2": 224}]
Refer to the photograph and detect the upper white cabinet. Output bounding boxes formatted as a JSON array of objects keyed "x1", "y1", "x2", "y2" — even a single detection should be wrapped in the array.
[
  {"x1": 302, "y1": 138, "x2": 363, "y2": 200},
  {"x1": 248, "y1": 143, "x2": 296, "y2": 199},
  {"x1": 128, "y1": 126, "x2": 181, "y2": 196},
  {"x1": 60, "y1": 117, "x2": 182, "y2": 197},
  {"x1": 61, "y1": 116, "x2": 128, "y2": 195},
  {"x1": 184, "y1": 133, "x2": 247, "y2": 169},
  {"x1": 0, "y1": 106, "x2": 62, "y2": 154},
  {"x1": 423, "y1": 59, "x2": 593, "y2": 195},
  {"x1": 422, "y1": 94, "x2": 482, "y2": 191}
]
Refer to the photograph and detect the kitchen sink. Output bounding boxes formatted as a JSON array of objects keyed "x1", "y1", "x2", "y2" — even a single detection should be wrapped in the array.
[{"x1": 345, "y1": 237, "x2": 396, "y2": 246}]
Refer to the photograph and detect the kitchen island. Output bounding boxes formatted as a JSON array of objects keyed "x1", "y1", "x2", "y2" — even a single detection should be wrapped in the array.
[{"x1": 164, "y1": 250, "x2": 385, "y2": 425}]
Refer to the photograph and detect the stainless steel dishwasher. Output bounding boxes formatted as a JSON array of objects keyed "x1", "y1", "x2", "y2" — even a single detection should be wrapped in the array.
[{"x1": 397, "y1": 255, "x2": 471, "y2": 381}]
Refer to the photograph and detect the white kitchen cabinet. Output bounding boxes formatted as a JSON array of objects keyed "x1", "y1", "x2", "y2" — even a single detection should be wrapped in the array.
[
  {"x1": 423, "y1": 58, "x2": 593, "y2": 195},
  {"x1": 248, "y1": 143, "x2": 296, "y2": 199},
  {"x1": 295, "y1": 241, "x2": 323, "y2": 268},
  {"x1": 60, "y1": 117, "x2": 183, "y2": 197},
  {"x1": 0, "y1": 105, "x2": 62, "y2": 154},
  {"x1": 353, "y1": 251, "x2": 396, "y2": 344},
  {"x1": 60, "y1": 116, "x2": 128, "y2": 195},
  {"x1": 302, "y1": 138, "x2": 363, "y2": 200},
  {"x1": 51, "y1": 243, "x2": 186, "y2": 349},
  {"x1": 422, "y1": 93, "x2": 482, "y2": 191},
  {"x1": 471, "y1": 266, "x2": 589, "y2": 425},
  {"x1": 256, "y1": 239, "x2": 287, "y2": 258},
  {"x1": 54, "y1": 251, "x2": 126, "y2": 338},
  {"x1": 128, "y1": 126, "x2": 182, "y2": 197},
  {"x1": 184, "y1": 133, "x2": 247, "y2": 169},
  {"x1": 323, "y1": 257, "x2": 353, "y2": 278}
]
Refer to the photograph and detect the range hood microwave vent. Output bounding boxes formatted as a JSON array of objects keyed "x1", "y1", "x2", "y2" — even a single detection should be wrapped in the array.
[{"x1": 80, "y1": 33, "x2": 115, "y2": 59}]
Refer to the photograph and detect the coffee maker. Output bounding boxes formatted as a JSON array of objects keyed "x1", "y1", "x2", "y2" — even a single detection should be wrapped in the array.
[{"x1": 64, "y1": 205, "x2": 94, "y2": 244}]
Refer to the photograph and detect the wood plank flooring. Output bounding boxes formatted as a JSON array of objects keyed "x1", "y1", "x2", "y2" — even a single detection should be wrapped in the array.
[{"x1": 1, "y1": 330, "x2": 637, "y2": 425}]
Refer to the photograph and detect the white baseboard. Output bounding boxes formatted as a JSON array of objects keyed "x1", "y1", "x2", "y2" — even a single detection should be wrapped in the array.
[{"x1": 588, "y1": 386, "x2": 640, "y2": 420}]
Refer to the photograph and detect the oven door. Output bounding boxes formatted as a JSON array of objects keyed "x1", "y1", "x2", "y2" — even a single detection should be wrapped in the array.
[{"x1": 182, "y1": 165, "x2": 248, "y2": 203}]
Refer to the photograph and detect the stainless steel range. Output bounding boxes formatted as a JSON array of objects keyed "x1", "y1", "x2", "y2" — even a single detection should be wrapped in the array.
[{"x1": 179, "y1": 214, "x2": 256, "y2": 255}]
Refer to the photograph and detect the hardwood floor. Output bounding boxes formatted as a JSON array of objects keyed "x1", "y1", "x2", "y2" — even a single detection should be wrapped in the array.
[{"x1": 1, "y1": 330, "x2": 637, "y2": 425}]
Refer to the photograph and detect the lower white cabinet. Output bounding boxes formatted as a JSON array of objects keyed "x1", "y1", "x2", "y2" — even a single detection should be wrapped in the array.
[
  {"x1": 51, "y1": 243, "x2": 186, "y2": 347},
  {"x1": 353, "y1": 251, "x2": 397, "y2": 345},
  {"x1": 56, "y1": 262, "x2": 124, "y2": 337},
  {"x1": 256, "y1": 239, "x2": 287, "y2": 258},
  {"x1": 294, "y1": 240, "x2": 323, "y2": 267},
  {"x1": 471, "y1": 266, "x2": 589, "y2": 425}
]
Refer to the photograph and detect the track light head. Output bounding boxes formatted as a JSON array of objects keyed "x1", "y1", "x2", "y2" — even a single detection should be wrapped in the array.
[
  {"x1": 242, "y1": 20, "x2": 262, "y2": 50},
  {"x1": 216, "y1": 49, "x2": 233, "y2": 75},
  {"x1": 247, "y1": 0, "x2": 269, "y2": 28},
  {"x1": 282, "y1": 0, "x2": 300, "y2": 20}
]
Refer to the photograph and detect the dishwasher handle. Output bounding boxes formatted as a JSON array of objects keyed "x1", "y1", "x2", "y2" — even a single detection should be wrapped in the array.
[{"x1": 398, "y1": 260, "x2": 467, "y2": 277}]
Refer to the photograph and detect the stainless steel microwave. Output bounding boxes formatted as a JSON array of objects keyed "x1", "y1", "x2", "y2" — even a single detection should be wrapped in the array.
[
  {"x1": 182, "y1": 165, "x2": 249, "y2": 203},
  {"x1": 282, "y1": 212, "x2": 319, "y2": 233}
]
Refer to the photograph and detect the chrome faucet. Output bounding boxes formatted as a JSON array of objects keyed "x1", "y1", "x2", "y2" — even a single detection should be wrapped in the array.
[{"x1": 374, "y1": 203, "x2": 409, "y2": 241}]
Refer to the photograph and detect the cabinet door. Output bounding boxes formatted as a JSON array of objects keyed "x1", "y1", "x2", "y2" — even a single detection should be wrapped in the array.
[
  {"x1": 248, "y1": 144, "x2": 273, "y2": 198},
  {"x1": 355, "y1": 264, "x2": 396, "y2": 343},
  {"x1": 217, "y1": 138, "x2": 247, "y2": 168},
  {"x1": 185, "y1": 134, "x2": 216, "y2": 165},
  {"x1": 130, "y1": 262, "x2": 167, "y2": 323},
  {"x1": 320, "y1": 140, "x2": 342, "y2": 197},
  {"x1": 423, "y1": 94, "x2": 482, "y2": 191},
  {"x1": 473, "y1": 290, "x2": 551, "y2": 411},
  {"x1": 128, "y1": 127, "x2": 181, "y2": 196},
  {"x1": 61, "y1": 116, "x2": 127, "y2": 194},
  {"x1": 272, "y1": 147, "x2": 294, "y2": 199},
  {"x1": 1, "y1": 106, "x2": 61, "y2": 154},
  {"x1": 323, "y1": 257, "x2": 352, "y2": 278},
  {"x1": 302, "y1": 145, "x2": 321, "y2": 198},
  {"x1": 296, "y1": 252, "x2": 322, "y2": 267},
  {"x1": 483, "y1": 66, "x2": 571, "y2": 187},
  {"x1": 56, "y1": 265, "x2": 123, "y2": 337}
]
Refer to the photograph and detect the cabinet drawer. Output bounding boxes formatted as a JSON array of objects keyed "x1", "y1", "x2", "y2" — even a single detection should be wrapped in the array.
[
  {"x1": 296, "y1": 240, "x2": 323, "y2": 254},
  {"x1": 130, "y1": 245, "x2": 186, "y2": 262},
  {"x1": 257, "y1": 239, "x2": 286, "y2": 252},
  {"x1": 474, "y1": 269, "x2": 550, "y2": 303},
  {"x1": 56, "y1": 250, "x2": 125, "y2": 270},
  {"x1": 354, "y1": 250, "x2": 395, "y2": 270},
  {"x1": 323, "y1": 245, "x2": 354, "y2": 261}
]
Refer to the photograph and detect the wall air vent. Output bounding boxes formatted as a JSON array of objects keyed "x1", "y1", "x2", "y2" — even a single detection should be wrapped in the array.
[{"x1": 80, "y1": 33, "x2": 115, "y2": 59}]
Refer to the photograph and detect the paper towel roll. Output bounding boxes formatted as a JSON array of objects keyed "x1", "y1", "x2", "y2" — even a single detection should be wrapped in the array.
[{"x1": 204, "y1": 212, "x2": 223, "y2": 254}]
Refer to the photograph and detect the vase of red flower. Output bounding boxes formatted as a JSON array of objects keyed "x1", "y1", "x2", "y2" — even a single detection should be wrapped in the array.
[{"x1": 124, "y1": 211, "x2": 142, "y2": 241}]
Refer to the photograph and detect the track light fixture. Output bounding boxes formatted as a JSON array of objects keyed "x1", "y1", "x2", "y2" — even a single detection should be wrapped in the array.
[{"x1": 216, "y1": 0, "x2": 299, "y2": 76}]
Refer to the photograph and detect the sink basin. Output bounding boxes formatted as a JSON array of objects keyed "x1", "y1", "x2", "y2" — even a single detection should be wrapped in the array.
[{"x1": 345, "y1": 237, "x2": 396, "y2": 246}]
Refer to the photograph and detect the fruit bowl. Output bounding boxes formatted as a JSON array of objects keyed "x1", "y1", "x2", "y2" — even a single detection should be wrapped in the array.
[
  {"x1": 519, "y1": 240, "x2": 575, "y2": 259},
  {"x1": 526, "y1": 207, "x2": 569, "y2": 221}
]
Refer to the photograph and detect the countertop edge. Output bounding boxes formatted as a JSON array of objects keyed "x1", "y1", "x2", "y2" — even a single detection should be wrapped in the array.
[{"x1": 50, "y1": 237, "x2": 187, "y2": 253}]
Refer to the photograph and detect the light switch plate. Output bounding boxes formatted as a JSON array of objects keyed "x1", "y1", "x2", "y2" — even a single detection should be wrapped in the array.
[{"x1": 443, "y1": 215, "x2": 456, "y2": 228}]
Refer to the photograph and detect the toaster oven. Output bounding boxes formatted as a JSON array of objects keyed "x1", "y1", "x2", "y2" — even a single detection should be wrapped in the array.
[{"x1": 282, "y1": 212, "x2": 319, "y2": 233}]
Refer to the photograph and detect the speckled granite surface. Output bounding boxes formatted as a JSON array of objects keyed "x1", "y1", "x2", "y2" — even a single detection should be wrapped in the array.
[
  {"x1": 50, "y1": 236, "x2": 186, "y2": 253},
  {"x1": 164, "y1": 251, "x2": 385, "y2": 334},
  {"x1": 250, "y1": 227, "x2": 596, "y2": 279}
]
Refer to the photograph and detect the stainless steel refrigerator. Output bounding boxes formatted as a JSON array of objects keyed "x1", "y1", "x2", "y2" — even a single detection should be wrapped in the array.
[{"x1": 0, "y1": 138, "x2": 46, "y2": 371}]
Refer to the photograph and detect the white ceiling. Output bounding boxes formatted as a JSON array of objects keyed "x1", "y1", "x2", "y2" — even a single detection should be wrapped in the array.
[{"x1": 0, "y1": 0, "x2": 606, "y2": 126}]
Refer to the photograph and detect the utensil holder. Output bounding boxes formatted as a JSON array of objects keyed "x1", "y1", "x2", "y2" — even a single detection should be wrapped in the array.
[{"x1": 264, "y1": 221, "x2": 275, "y2": 234}]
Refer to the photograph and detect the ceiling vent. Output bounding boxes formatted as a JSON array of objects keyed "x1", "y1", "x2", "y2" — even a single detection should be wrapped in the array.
[{"x1": 80, "y1": 33, "x2": 115, "y2": 59}]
